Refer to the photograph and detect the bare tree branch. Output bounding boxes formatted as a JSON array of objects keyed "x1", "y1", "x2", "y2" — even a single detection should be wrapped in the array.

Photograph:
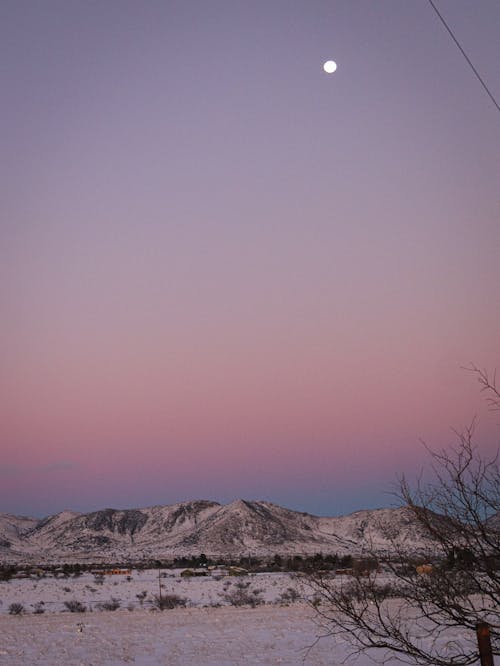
[{"x1": 307, "y1": 365, "x2": 500, "y2": 665}]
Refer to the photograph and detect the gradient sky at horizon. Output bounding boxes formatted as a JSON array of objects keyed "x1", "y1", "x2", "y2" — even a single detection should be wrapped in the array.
[{"x1": 1, "y1": 0, "x2": 499, "y2": 518}]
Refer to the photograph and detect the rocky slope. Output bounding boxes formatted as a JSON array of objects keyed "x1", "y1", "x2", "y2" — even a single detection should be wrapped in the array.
[
  {"x1": 0, "y1": 500, "x2": 440, "y2": 564},
  {"x1": 0, "y1": 513, "x2": 39, "y2": 554}
]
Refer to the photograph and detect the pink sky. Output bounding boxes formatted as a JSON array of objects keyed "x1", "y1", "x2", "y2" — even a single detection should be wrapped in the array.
[{"x1": 1, "y1": 0, "x2": 499, "y2": 517}]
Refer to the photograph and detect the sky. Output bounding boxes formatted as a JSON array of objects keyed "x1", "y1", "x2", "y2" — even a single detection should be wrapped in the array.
[{"x1": 1, "y1": 0, "x2": 499, "y2": 518}]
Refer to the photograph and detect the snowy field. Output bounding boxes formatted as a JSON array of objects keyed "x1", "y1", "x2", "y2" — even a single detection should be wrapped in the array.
[
  {"x1": 0, "y1": 570, "x2": 479, "y2": 665},
  {"x1": 0, "y1": 569, "x2": 305, "y2": 613},
  {"x1": 0, "y1": 604, "x2": 375, "y2": 665}
]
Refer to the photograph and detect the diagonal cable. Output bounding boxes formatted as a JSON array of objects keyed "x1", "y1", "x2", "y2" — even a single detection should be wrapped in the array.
[{"x1": 428, "y1": 0, "x2": 499, "y2": 112}]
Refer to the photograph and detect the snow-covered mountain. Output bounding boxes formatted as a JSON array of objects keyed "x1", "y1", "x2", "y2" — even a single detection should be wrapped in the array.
[
  {"x1": 0, "y1": 513, "x2": 39, "y2": 554},
  {"x1": 0, "y1": 500, "x2": 440, "y2": 564}
]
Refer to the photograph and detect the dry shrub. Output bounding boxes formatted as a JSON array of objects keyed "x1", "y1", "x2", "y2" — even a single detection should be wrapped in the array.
[
  {"x1": 64, "y1": 599, "x2": 86, "y2": 613},
  {"x1": 152, "y1": 594, "x2": 187, "y2": 610}
]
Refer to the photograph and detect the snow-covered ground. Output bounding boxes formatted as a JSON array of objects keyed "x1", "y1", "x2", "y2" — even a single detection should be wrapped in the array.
[
  {"x1": 0, "y1": 570, "x2": 308, "y2": 613},
  {"x1": 0, "y1": 570, "x2": 480, "y2": 665},
  {"x1": 0, "y1": 603, "x2": 397, "y2": 665}
]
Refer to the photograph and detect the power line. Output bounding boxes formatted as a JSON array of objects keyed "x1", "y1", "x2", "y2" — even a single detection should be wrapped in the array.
[{"x1": 428, "y1": 0, "x2": 499, "y2": 113}]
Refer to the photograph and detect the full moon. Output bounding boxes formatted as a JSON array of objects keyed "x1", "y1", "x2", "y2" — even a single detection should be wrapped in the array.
[{"x1": 323, "y1": 60, "x2": 337, "y2": 74}]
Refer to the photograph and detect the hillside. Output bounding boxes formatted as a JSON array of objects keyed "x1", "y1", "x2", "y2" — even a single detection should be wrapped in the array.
[{"x1": 0, "y1": 500, "x2": 440, "y2": 564}]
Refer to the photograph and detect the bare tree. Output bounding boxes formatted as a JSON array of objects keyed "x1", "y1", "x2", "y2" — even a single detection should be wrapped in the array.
[{"x1": 308, "y1": 366, "x2": 499, "y2": 665}]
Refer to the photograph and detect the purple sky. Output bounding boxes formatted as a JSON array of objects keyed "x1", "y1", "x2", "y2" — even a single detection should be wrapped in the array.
[{"x1": 1, "y1": 1, "x2": 499, "y2": 518}]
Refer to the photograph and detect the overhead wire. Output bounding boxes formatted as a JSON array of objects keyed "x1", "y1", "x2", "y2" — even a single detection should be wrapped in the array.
[{"x1": 428, "y1": 0, "x2": 499, "y2": 113}]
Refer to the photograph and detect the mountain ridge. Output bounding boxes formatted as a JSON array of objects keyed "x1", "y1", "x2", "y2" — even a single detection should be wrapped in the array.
[{"x1": 0, "y1": 499, "x2": 440, "y2": 565}]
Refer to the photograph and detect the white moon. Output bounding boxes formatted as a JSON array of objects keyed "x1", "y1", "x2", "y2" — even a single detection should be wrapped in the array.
[{"x1": 323, "y1": 60, "x2": 337, "y2": 74}]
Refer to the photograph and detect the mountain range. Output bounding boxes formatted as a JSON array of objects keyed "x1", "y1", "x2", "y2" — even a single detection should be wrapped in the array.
[{"x1": 0, "y1": 499, "x2": 443, "y2": 565}]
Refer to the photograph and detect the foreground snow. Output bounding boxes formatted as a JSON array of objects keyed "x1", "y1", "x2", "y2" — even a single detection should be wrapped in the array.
[
  {"x1": 0, "y1": 604, "x2": 355, "y2": 665},
  {"x1": 0, "y1": 571, "x2": 481, "y2": 665},
  {"x1": 1, "y1": 602, "x2": 451, "y2": 666}
]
